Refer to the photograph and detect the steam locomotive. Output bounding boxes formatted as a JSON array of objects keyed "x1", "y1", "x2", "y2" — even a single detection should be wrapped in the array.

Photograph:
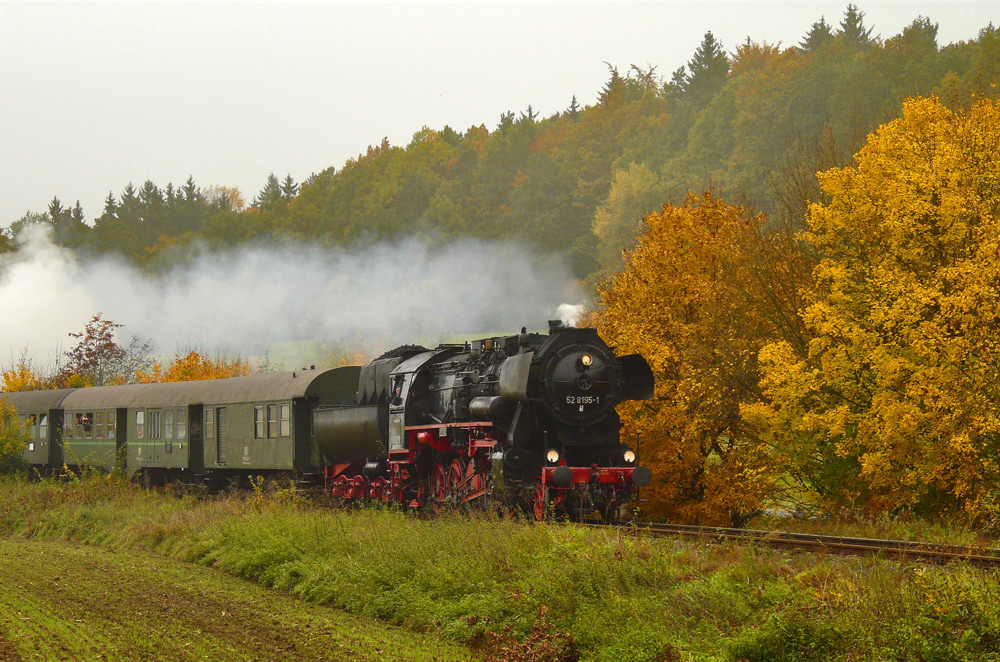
[
  {"x1": 2, "y1": 322, "x2": 653, "y2": 519},
  {"x1": 317, "y1": 321, "x2": 655, "y2": 518}
]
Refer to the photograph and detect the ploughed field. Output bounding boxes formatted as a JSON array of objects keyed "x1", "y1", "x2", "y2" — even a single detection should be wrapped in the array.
[{"x1": 0, "y1": 539, "x2": 472, "y2": 662}]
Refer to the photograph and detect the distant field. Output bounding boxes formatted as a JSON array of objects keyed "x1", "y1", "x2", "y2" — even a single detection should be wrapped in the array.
[{"x1": 0, "y1": 538, "x2": 473, "y2": 662}]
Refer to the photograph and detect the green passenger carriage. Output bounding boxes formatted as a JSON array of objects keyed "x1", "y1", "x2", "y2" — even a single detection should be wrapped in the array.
[
  {"x1": 1, "y1": 389, "x2": 74, "y2": 470},
  {"x1": 4, "y1": 368, "x2": 360, "y2": 482}
]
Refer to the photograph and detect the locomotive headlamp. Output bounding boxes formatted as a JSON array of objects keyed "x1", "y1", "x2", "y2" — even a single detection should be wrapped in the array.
[
  {"x1": 546, "y1": 449, "x2": 560, "y2": 464},
  {"x1": 623, "y1": 449, "x2": 636, "y2": 464},
  {"x1": 580, "y1": 354, "x2": 593, "y2": 367}
]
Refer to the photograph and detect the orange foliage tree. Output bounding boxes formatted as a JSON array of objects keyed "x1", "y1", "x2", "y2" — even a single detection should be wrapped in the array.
[
  {"x1": 55, "y1": 314, "x2": 152, "y2": 387},
  {"x1": 138, "y1": 351, "x2": 252, "y2": 383},
  {"x1": 597, "y1": 192, "x2": 809, "y2": 525},
  {"x1": 747, "y1": 97, "x2": 1000, "y2": 523}
]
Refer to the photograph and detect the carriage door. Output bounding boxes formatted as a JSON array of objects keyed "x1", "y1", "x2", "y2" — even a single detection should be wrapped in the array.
[
  {"x1": 115, "y1": 408, "x2": 127, "y2": 457},
  {"x1": 217, "y1": 407, "x2": 228, "y2": 465}
]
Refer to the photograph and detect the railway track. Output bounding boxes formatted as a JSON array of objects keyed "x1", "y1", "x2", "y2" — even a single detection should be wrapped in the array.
[{"x1": 602, "y1": 522, "x2": 1000, "y2": 567}]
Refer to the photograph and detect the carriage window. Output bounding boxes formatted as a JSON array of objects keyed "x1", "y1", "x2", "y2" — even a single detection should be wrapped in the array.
[
  {"x1": 76, "y1": 413, "x2": 92, "y2": 438},
  {"x1": 26, "y1": 414, "x2": 37, "y2": 437},
  {"x1": 267, "y1": 405, "x2": 277, "y2": 439},
  {"x1": 106, "y1": 415, "x2": 115, "y2": 440},
  {"x1": 165, "y1": 410, "x2": 174, "y2": 440},
  {"x1": 280, "y1": 404, "x2": 290, "y2": 437},
  {"x1": 84, "y1": 413, "x2": 93, "y2": 437},
  {"x1": 39, "y1": 414, "x2": 48, "y2": 439},
  {"x1": 204, "y1": 408, "x2": 215, "y2": 438},
  {"x1": 149, "y1": 411, "x2": 161, "y2": 440},
  {"x1": 96, "y1": 412, "x2": 104, "y2": 426},
  {"x1": 136, "y1": 410, "x2": 145, "y2": 439},
  {"x1": 177, "y1": 411, "x2": 186, "y2": 439},
  {"x1": 254, "y1": 405, "x2": 264, "y2": 439}
]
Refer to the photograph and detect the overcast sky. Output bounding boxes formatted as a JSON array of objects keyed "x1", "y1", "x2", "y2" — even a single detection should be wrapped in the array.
[{"x1": 1, "y1": 1, "x2": 996, "y2": 226}]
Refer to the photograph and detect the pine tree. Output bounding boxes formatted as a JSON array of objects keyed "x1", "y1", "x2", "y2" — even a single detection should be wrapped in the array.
[
  {"x1": 839, "y1": 4, "x2": 875, "y2": 51},
  {"x1": 70, "y1": 201, "x2": 85, "y2": 224},
  {"x1": 800, "y1": 16, "x2": 834, "y2": 52},
  {"x1": 280, "y1": 175, "x2": 298, "y2": 202},
  {"x1": 684, "y1": 32, "x2": 730, "y2": 109},
  {"x1": 254, "y1": 173, "x2": 283, "y2": 210},
  {"x1": 47, "y1": 197, "x2": 66, "y2": 225},
  {"x1": 598, "y1": 65, "x2": 626, "y2": 103},
  {"x1": 181, "y1": 176, "x2": 200, "y2": 203},
  {"x1": 567, "y1": 95, "x2": 580, "y2": 119},
  {"x1": 497, "y1": 110, "x2": 515, "y2": 133},
  {"x1": 664, "y1": 66, "x2": 688, "y2": 106},
  {"x1": 102, "y1": 192, "x2": 117, "y2": 219},
  {"x1": 519, "y1": 105, "x2": 538, "y2": 123}
]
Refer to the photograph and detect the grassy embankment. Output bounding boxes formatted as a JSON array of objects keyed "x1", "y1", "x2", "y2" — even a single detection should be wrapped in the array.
[{"x1": 1, "y1": 476, "x2": 999, "y2": 662}]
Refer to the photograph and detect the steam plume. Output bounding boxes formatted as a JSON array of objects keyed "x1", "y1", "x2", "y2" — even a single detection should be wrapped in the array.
[{"x1": 0, "y1": 227, "x2": 584, "y2": 366}]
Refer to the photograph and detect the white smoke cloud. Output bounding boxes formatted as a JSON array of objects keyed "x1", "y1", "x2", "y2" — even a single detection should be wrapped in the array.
[
  {"x1": 0, "y1": 226, "x2": 585, "y2": 366},
  {"x1": 556, "y1": 303, "x2": 587, "y2": 327}
]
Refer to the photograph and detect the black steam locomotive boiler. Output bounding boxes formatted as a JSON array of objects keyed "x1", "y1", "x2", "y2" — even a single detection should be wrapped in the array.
[{"x1": 314, "y1": 321, "x2": 654, "y2": 519}]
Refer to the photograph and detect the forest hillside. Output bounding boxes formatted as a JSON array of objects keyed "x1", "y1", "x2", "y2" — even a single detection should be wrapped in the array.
[{"x1": 4, "y1": 7, "x2": 996, "y2": 285}]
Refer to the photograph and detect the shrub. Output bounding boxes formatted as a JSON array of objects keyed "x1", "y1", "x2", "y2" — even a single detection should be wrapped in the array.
[{"x1": 0, "y1": 401, "x2": 28, "y2": 475}]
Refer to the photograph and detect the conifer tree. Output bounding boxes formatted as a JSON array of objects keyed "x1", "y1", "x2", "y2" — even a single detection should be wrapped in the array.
[
  {"x1": 684, "y1": 32, "x2": 730, "y2": 109},
  {"x1": 567, "y1": 95, "x2": 580, "y2": 119},
  {"x1": 280, "y1": 175, "x2": 299, "y2": 202},
  {"x1": 70, "y1": 201, "x2": 84, "y2": 224},
  {"x1": 254, "y1": 173, "x2": 283, "y2": 211},
  {"x1": 800, "y1": 16, "x2": 834, "y2": 52},
  {"x1": 102, "y1": 192, "x2": 117, "y2": 218},
  {"x1": 47, "y1": 197, "x2": 66, "y2": 225},
  {"x1": 839, "y1": 4, "x2": 875, "y2": 51}
]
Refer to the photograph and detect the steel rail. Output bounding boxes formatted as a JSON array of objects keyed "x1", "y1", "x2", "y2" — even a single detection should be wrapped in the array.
[{"x1": 596, "y1": 522, "x2": 1000, "y2": 567}]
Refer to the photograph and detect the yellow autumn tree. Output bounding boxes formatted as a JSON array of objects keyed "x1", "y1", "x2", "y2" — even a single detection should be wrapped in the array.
[
  {"x1": 746, "y1": 97, "x2": 1000, "y2": 523},
  {"x1": 597, "y1": 192, "x2": 809, "y2": 525},
  {"x1": 1, "y1": 356, "x2": 44, "y2": 392},
  {"x1": 138, "y1": 351, "x2": 253, "y2": 383},
  {"x1": 0, "y1": 401, "x2": 29, "y2": 474}
]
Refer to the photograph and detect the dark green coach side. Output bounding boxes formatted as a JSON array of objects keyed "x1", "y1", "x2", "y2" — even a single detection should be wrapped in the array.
[
  {"x1": 59, "y1": 367, "x2": 360, "y2": 479},
  {"x1": 0, "y1": 389, "x2": 76, "y2": 471},
  {"x1": 195, "y1": 367, "x2": 360, "y2": 476}
]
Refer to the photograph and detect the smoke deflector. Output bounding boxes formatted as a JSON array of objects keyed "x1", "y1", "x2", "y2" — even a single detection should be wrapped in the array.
[{"x1": 619, "y1": 354, "x2": 655, "y2": 401}]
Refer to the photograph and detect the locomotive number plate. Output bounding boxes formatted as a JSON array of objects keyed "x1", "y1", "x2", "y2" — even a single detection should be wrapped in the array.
[{"x1": 566, "y1": 396, "x2": 600, "y2": 405}]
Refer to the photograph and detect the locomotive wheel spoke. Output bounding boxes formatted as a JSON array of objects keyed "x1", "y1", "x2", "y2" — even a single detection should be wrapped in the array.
[
  {"x1": 447, "y1": 459, "x2": 467, "y2": 506},
  {"x1": 429, "y1": 463, "x2": 447, "y2": 513}
]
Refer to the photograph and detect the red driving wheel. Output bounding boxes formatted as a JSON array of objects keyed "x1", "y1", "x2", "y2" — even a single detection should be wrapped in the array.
[
  {"x1": 448, "y1": 458, "x2": 467, "y2": 507},
  {"x1": 429, "y1": 463, "x2": 447, "y2": 513}
]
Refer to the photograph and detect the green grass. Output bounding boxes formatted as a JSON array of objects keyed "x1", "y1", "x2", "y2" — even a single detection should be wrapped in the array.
[{"x1": 2, "y1": 476, "x2": 1000, "y2": 661}]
